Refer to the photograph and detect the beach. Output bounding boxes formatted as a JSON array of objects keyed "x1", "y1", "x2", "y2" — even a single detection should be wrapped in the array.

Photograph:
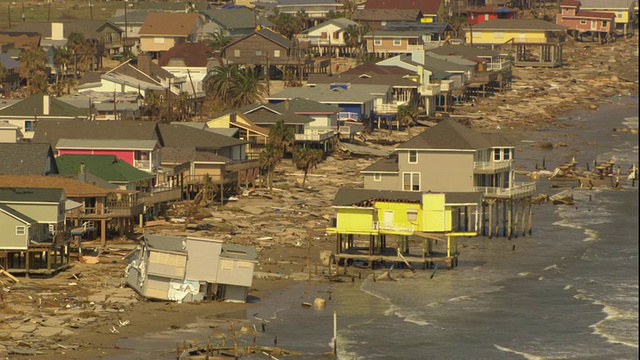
[{"x1": 1, "y1": 34, "x2": 638, "y2": 359}]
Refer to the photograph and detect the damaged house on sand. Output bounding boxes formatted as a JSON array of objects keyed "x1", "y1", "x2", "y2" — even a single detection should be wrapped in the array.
[{"x1": 124, "y1": 234, "x2": 257, "y2": 303}]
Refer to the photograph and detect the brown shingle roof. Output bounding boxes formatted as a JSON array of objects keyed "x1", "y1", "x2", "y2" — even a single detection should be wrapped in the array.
[
  {"x1": 352, "y1": 9, "x2": 423, "y2": 22},
  {"x1": 396, "y1": 119, "x2": 510, "y2": 150},
  {"x1": 158, "y1": 43, "x2": 215, "y2": 67},
  {"x1": 139, "y1": 13, "x2": 202, "y2": 36},
  {"x1": 32, "y1": 120, "x2": 163, "y2": 149},
  {"x1": 364, "y1": 0, "x2": 441, "y2": 14},
  {"x1": 0, "y1": 175, "x2": 110, "y2": 197}
]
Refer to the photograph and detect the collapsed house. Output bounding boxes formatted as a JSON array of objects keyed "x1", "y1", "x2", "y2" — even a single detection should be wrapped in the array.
[{"x1": 124, "y1": 234, "x2": 257, "y2": 303}]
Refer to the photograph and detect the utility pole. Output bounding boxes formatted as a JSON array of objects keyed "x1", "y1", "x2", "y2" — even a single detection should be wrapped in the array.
[{"x1": 124, "y1": 0, "x2": 128, "y2": 54}]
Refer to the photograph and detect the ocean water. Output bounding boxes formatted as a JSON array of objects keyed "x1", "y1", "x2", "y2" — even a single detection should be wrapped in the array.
[
  {"x1": 111, "y1": 97, "x2": 638, "y2": 359},
  {"x1": 244, "y1": 96, "x2": 639, "y2": 359}
]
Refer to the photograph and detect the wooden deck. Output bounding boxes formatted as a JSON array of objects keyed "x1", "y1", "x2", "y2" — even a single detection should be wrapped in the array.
[{"x1": 334, "y1": 247, "x2": 459, "y2": 270}]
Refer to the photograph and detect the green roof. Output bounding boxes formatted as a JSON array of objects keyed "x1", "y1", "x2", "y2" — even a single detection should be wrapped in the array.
[{"x1": 56, "y1": 155, "x2": 154, "y2": 183}]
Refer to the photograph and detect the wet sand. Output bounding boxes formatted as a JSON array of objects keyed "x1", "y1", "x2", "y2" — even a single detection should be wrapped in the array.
[{"x1": 1, "y1": 34, "x2": 637, "y2": 359}]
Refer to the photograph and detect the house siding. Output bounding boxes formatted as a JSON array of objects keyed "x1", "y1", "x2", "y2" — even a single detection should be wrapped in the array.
[
  {"x1": 3, "y1": 203, "x2": 61, "y2": 223},
  {"x1": 336, "y1": 207, "x2": 375, "y2": 233},
  {"x1": 185, "y1": 239, "x2": 222, "y2": 282},
  {"x1": 468, "y1": 30, "x2": 549, "y2": 44},
  {"x1": 224, "y1": 34, "x2": 290, "y2": 65},
  {"x1": 217, "y1": 258, "x2": 254, "y2": 287},
  {"x1": 0, "y1": 212, "x2": 29, "y2": 249},
  {"x1": 58, "y1": 149, "x2": 136, "y2": 165},
  {"x1": 398, "y1": 150, "x2": 474, "y2": 192},
  {"x1": 363, "y1": 172, "x2": 400, "y2": 190}
]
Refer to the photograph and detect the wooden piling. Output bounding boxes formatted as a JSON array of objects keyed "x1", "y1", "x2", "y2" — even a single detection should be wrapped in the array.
[
  {"x1": 528, "y1": 201, "x2": 533, "y2": 235},
  {"x1": 488, "y1": 200, "x2": 493, "y2": 238},
  {"x1": 507, "y1": 199, "x2": 513, "y2": 239}
]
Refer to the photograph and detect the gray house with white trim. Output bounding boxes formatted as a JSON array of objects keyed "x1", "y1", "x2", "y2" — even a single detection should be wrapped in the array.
[{"x1": 125, "y1": 234, "x2": 258, "y2": 303}]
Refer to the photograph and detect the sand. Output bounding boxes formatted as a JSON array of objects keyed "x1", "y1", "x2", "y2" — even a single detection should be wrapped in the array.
[{"x1": 1, "y1": 34, "x2": 637, "y2": 359}]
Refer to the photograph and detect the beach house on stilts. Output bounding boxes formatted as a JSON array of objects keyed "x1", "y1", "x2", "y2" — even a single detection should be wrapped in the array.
[{"x1": 327, "y1": 119, "x2": 536, "y2": 270}]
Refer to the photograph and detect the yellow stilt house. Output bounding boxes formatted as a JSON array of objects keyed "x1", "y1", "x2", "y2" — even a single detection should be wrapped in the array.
[{"x1": 326, "y1": 189, "x2": 481, "y2": 269}]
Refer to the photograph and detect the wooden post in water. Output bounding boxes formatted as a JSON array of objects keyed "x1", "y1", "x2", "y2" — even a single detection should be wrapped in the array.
[
  {"x1": 507, "y1": 199, "x2": 513, "y2": 239},
  {"x1": 528, "y1": 200, "x2": 533, "y2": 235},
  {"x1": 333, "y1": 311, "x2": 338, "y2": 358},
  {"x1": 488, "y1": 200, "x2": 493, "y2": 238},
  {"x1": 494, "y1": 200, "x2": 500, "y2": 238}
]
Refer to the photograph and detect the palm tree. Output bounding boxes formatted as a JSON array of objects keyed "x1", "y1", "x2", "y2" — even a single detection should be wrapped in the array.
[
  {"x1": 205, "y1": 65, "x2": 238, "y2": 103},
  {"x1": 397, "y1": 103, "x2": 421, "y2": 137},
  {"x1": 344, "y1": 23, "x2": 369, "y2": 60},
  {"x1": 228, "y1": 67, "x2": 268, "y2": 108},
  {"x1": 259, "y1": 120, "x2": 293, "y2": 191},
  {"x1": 270, "y1": 10, "x2": 304, "y2": 39},
  {"x1": 205, "y1": 65, "x2": 268, "y2": 108},
  {"x1": 19, "y1": 46, "x2": 48, "y2": 95},
  {"x1": 67, "y1": 32, "x2": 85, "y2": 79},
  {"x1": 53, "y1": 46, "x2": 72, "y2": 84},
  {"x1": 206, "y1": 31, "x2": 231, "y2": 51},
  {"x1": 293, "y1": 146, "x2": 323, "y2": 188},
  {"x1": 143, "y1": 91, "x2": 162, "y2": 121}
]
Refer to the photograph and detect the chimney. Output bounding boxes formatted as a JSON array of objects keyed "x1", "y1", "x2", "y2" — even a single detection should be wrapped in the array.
[
  {"x1": 284, "y1": 98, "x2": 290, "y2": 111},
  {"x1": 43, "y1": 95, "x2": 50, "y2": 115},
  {"x1": 138, "y1": 53, "x2": 153, "y2": 76},
  {"x1": 51, "y1": 22, "x2": 64, "y2": 41}
]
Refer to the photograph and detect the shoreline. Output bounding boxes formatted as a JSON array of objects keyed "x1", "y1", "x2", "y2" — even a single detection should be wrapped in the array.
[{"x1": 1, "y1": 36, "x2": 638, "y2": 360}]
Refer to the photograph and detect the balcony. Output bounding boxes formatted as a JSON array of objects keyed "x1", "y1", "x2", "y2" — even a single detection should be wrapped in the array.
[
  {"x1": 474, "y1": 160, "x2": 513, "y2": 174},
  {"x1": 375, "y1": 103, "x2": 398, "y2": 115},
  {"x1": 421, "y1": 83, "x2": 441, "y2": 96},
  {"x1": 338, "y1": 112, "x2": 359, "y2": 121},
  {"x1": 107, "y1": 200, "x2": 145, "y2": 217},
  {"x1": 373, "y1": 221, "x2": 415, "y2": 235},
  {"x1": 487, "y1": 60, "x2": 512, "y2": 71},
  {"x1": 295, "y1": 129, "x2": 335, "y2": 142},
  {"x1": 339, "y1": 122, "x2": 364, "y2": 136},
  {"x1": 134, "y1": 159, "x2": 151, "y2": 171},
  {"x1": 473, "y1": 182, "x2": 536, "y2": 199}
]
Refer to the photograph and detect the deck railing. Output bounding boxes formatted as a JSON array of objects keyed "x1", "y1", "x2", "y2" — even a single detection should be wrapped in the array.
[
  {"x1": 474, "y1": 182, "x2": 536, "y2": 198},
  {"x1": 474, "y1": 160, "x2": 512, "y2": 173}
]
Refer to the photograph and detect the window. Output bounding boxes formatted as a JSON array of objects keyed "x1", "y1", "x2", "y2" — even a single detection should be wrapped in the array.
[
  {"x1": 580, "y1": 20, "x2": 587, "y2": 24},
  {"x1": 603, "y1": 21, "x2": 608, "y2": 27},
  {"x1": 24, "y1": 120, "x2": 35, "y2": 132},
  {"x1": 408, "y1": 150, "x2": 418, "y2": 164},
  {"x1": 617, "y1": 13, "x2": 622, "y2": 18},
  {"x1": 333, "y1": 32, "x2": 339, "y2": 39},
  {"x1": 374, "y1": 38, "x2": 382, "y2": 46},
  {"x1": 256, "y1": 50, "x2": 263, "y2": 56},
  {"x1": 403, "y1": 172, "x2": 420, "y2": 191},
  {"x1": 321, "y1": 31, "x2": 328, "y2": 39},
  {"x1": 494, "y1": 148, "x2": 501, "y2": 161},
  {"x1": 393, "y1": 38, "x2": 402, "y2": 46},
  {"x1": 154, "y1": 37, "x2": 164, "y2": 44},
  {"x1": 274, "y1": 49, "x2": 281, "y2": 57},
  {"x1": 484, "y1": 14, "x2": 489, "y2": 21},
  {"x1": 407, "y1": 209, "x2": 418, "y2": 222},
  {"x1": 503, "y1": 148, "x2": 511, "y2": 160},
  {"x1": 234, "y1": 49, "x2": 241, "y2": 57},
  {"x1": 373, "y1": 173, "x2": 382, "y2": 181},
  {"x1": 221, "y1": 259, "x2": 233, "y2": 271},
  {"x1": 16, "y1": 226, "x2": 25, "y2": 235}
]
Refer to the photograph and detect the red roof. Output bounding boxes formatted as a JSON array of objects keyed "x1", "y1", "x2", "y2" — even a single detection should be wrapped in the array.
[
  {"x1": 560, "y1": 0, "x2": 581, "y2": 7},
  {"x1": 365, "y1": 0, "x2": 442, "y2": 15},
  {"x1": 158, "y1": 43, "x2": 215, "y2": 67},
  {"x1": 577, "y1": 10, "x2": 615, "y2": 19}
]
